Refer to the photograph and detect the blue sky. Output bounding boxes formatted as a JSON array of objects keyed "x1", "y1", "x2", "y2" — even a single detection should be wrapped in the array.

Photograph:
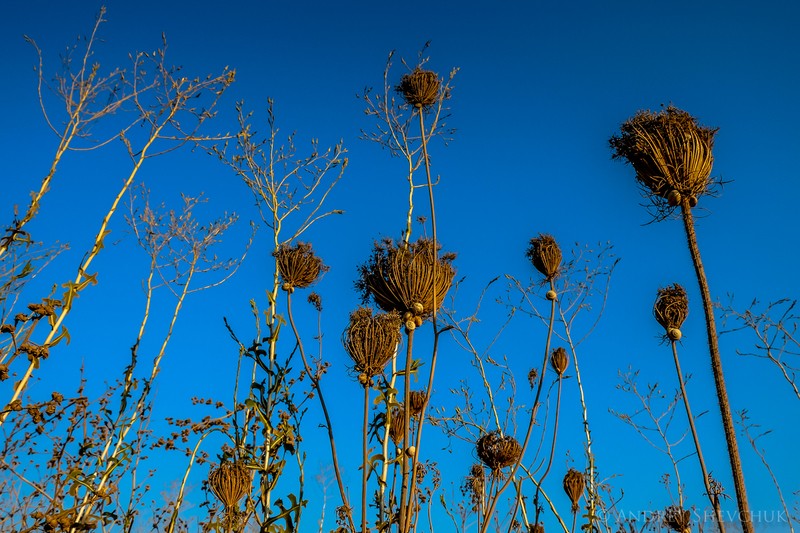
[{"x1": 2, "y1": 1, "x2": 799, "y2": 530}]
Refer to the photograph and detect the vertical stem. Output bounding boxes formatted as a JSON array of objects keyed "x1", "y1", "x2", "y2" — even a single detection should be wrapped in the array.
[
  {"x1": 680, "y1": 201, "x2": 752, "y2": 533},
  {"x1": 671, "y1": 341, "x2": 726, "y2": 532},
  {"x1": 362, "y1": 382, "x2": 370, "y2": 533},
  {"x1": 398, "y1": 328, "x2": 415, "y2": 533},
  {"x1": 533, "y1": 374, "x2": 562, "y2": 525}
]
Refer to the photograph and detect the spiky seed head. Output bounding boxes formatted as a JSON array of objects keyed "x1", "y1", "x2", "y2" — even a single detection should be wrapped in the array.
[
  {"x1": 610, "y1": 106, "x2": 717, "y2": 207},
  {"x1": 663, "y1": 505, "x2": 692, "y2": 533},
  {"x1": 654, "y1": 284, "x2": 689, "y2": 333},
  {"x1": 208, "y1": 461, "x2": 250, "y2": 511},
  {"x1": 476, "y1": 432, "x2": 522, "y2": 474},
  {"x1": 550, "y1": 347, "x2": 569, "y2": 377},
  {"x1": 274, "y1": 242, "x2": 328, "y2": 291},
  {"x1": 408, "y1": 390, "x2": 427, "y2": 418},
  {"x1": 343, "y1": 307, "x2": 402, "y2": 379},
  {"x1": 396, "y1": 68, "x2": 441, "y2": 109},
  {"x1": 526, "y1": 234, "x2": 562, "y2": 281},
  {"x1": 562, "y1": 468, "x2": 585, "y2": 513},
  {"x1": 356, "y1": 238, "x2": 456, "y2": 319}
]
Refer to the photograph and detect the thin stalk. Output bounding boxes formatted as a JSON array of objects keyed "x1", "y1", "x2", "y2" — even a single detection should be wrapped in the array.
[
  {"x1": 285, "y1": 291, "x2": 354, "y2": 533},
  {"x1": 533, "y1": 374, "x2": 563, "y2": 524},
  {"x1": 479, "y1": 280, "x2": 557, "y2": 533},
  {"x1": 362, "y1": 382, "x2": 370, "y2": 533},
  {"x1": 398, "y1": 328, "x2": 415, "y2": 533},
  {"x1": 671, "y1": 341, "x2": 725, "y2": 531},
  {"x1": 680, "y1": 200, "x2": 752, "y2": 533}
]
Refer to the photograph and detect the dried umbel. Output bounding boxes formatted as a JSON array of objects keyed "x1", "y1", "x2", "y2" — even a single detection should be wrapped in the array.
[
  {"x1": 274, "y1": 242, "x2": 328, "y2": 291},
  {"x1": 653, "y1": 284, "x2": 689, "y2": 338},
  {"x1": 550, "y1": 347, "x2": 569, "y2": 377},
  {"x1": 663, "y1": 505, "x2": 692, "y2": 533},
  {"x1": 408, "y1": 390, "x2": 427, "y2": 418},
  {"x1": 562, "y1": 468, "x2": 585, "y2": 512},
  {"x1": 526, "y1": 234, "x2": 562, "y2": 281},
  {"x1": 357, "y1": 238, "x2": 455, "y2": 319},
  {"x1": 343, "y1": 307, "x2": 402, "y2": 379},
  {"x1": 462, "y1": 463, "x2": 486, "y2": 508},
  {"x1": 208, "y1": 461, "x2": 250, "y2": 511},
  {"x1": 389, "y1": 406, "x2": 406, "y2": 444},
  {"x1": 396, "y1": 68, "x2": 441, "y2": 109},
  {"x1": 476, "y1": 432, "x2": 522, "y2": 473},
  {"x1": 528, "y1": 524, "x2": 545, "y2": 533},
  {"x1": 610, "y1": 106, "x2": 717, "y2": 207}
]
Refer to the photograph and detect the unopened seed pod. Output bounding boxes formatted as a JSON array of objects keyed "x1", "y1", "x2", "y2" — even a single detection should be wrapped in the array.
[
  {"x1": 405, "y1": 446, "x2": 416, "y2": 457},
  {"x1": 688, "y1": 195, "x2": 698, "y2": 207},
  {"x1": 550, "y1": 347, "x2": 569, "y2": 377},
  {"x1": 405, "y1": 320, "x2": 416, "y2": 332},
  {"x1": 667, "y1": 190, "x2": 682, "y2": 207},
  {"x1": 546, "y1": 290, "x2": 557, "y2": 301},
  {"x1": 413, "y1": 316, "x2": 423, "y2": 327},
  {"x1": 668, "y1": 328, "x2": 682, "y2": 341},
  {"x1": 412, "y1": 302, "x2": 424, "y2": 315}
]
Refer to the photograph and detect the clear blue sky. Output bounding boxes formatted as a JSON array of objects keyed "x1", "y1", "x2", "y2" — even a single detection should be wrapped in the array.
[{"x1": 2, "y1": 0, "x2": 798, "y2": 530}]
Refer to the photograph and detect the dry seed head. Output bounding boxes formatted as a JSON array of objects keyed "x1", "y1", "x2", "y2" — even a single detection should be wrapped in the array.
[
  {"x1": 389, "y1": 406, "x2": 406, "y2": 444},
  {"x1": 526, "y1": 234, "x2": 562, "y2": 281},
  {"x1": 208, "y1": 461, "x2": 251, "y2": 510},
  {"x1": 274, "y1": 242, "x2": 328, "y2": 291},
  {"x1": 343, "y1": 308, "x2": 402, "y2": 379},
  {"x1": 356, "y1": 238, "x2": 455, "y2": 318},
  {"x1": 463, "y1": 463, "x2": 486, "y2": 507},
  {"x1": 562, "y1": 468, "x2": 585, "y2": 513},
  {"x1": 396, "y1": 68, "x2": 441, "y2": 109},
  {"x1": 654, "y1": 284, "x2": 689, "y2": 333},
  {"x1": 610, "y1": 106, "x2": 717, "y2": 206},
  {"x1": 663, "y1": 505, "x2": 692, "y2": 533},
  {"x1": 408, "y1": 390, "x2": 427, "y2": 418},
  {"x1": 476, "y1": 432, "x2": 522, "y2": 473},
  {"x1": 527, "y1": 368, "x2": 538, "y2": 389},
  {"x1": 529, "y1": 524, "x2": 545, "y2": 533},
  {"x1": 550, "y1": 347, "x2": 569, "y2": 377}
]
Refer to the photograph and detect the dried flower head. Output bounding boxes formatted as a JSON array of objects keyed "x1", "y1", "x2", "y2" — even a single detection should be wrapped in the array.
[
  {"x1": 408, "y1": 390, "x2": 427, "y2": 418},
  {"x1": 208, "y1": 461, "x2": 250, "y2": 511},
  {"x1": 562, "y1": 468, "x2": 585, "y2": 512},
  {"x1": 550, "y1": 347, "x2": 569, "y2": 377},
  {"x1": 343, "y1": 307, "x2": 402, "y2": 379},
  {"x1": 356, "y1": 238, "x2": 455, "y2": 319},
  {"x1": 476, "y1": 432, "x2": 522, "y2": 473},
  {"x1": 389, "y1": 406, "x2": 406, "y2": 444},
  {"x1": 653, "y1": 284, "x2": 689, "y2": 333},
  {"x1": 528, "y1": 524, "x2": 545, "y2": 533},
  {"x1": 610, "y1": 106, "x2": 717, "y2": 209},
  {"x1": 462, "y1": 463, "x2": 485, "y2": 508},
  {"x1": 274, "y1": 242, "x2": 328, "y2": 292},
  {"x1": 526, "y1": 234, "x2": 562, "y2": 281},
  {"x1": 527, "y1": 368, "x2": 538, "y2": 389},
  {"x1": 396, "y1": 68, "x2": 441, "y2": 109},
  {"x1": 663, "y1": 505, "x2": 692, "y2": 533}
]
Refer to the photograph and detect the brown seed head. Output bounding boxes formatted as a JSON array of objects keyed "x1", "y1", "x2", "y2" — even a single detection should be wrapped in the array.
[
  {"x1": 476, "y1": 432, "x2": 522, "y2": 473},
  {"x1": 562, "y1": 468, "x2": 585, "y2": 513},
  {"x1": 663, "y1": 505, "x2": 692, "y2": 533},
  {"x1": 356, "y1": 238, "x2": 455, "y2": 318},
  {"x1": 550, "y1": 347, "x2": 569, "y2": 377},
  {"x1": 527, "y1": 368, "x2": 538, "y2": 389},
  {"x1": 274, "y1": 242, "x2": 328, "y2": 291},
  {"x1": 208, "y1": 461, "x2": 250, "y2": 511},
  {"x1": 408, "y1": 390, "x2": 427, "y2": 418},
  {"x1": 654, "y1": 284, "x2": 689, "y2": 333},
  {"x1": 528, "y1": 524, "x2": 545, "y2": 533},
  {"x1": 389, "y1": 406, "x2": 406, "y2": 445},
  {"x1": 610, "y1": 106, "x2": 717, "y2": 206},
  {"x1": 396, "y1": 68, "x2": 441, "y2": 109},
  {"x1": 526, "y1": 234, "x2": 562, "y2": 281},
  {"x1": 0, "y1": 324, "x2": 15, "y2": 334},
  {"x1": 343, "y1": 307, "x2": 402, "y2": 379}
]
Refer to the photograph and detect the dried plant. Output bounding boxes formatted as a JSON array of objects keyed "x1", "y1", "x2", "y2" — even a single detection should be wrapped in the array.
[
  {"x1": 343, "y1": 307, "x2": 402, "y2": 380},
  {"x1": 208, "y1": 461, "x2": 251, "y2": 511},
  {"x1": 396, "y1": 68, "x2": 441, "y2": 109},
  {"x1": 662, "y1": 505, "x2": 691, "y2": 533},
  {"x1": 275, "y1": 242, "x2": 328, "y2": 292},
  {"x1": 654, "y1": 284, "x2": 689, "y2": 341},
  {"x1": 550, "y1": 347, "x2": 569, "y2": 377},
  {"x1": 563, "y1": 468, "x2": 586, "y2": 513},
  {"x1": 476, "y1": 431, "x2": 523, "y2": 474},
  {"x1": 526, "y1": 234, "x2": 562, "y2": 282}
]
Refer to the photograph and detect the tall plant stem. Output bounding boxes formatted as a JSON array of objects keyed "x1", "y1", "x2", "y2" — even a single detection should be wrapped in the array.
[
  {"x1": 680, "y1": 200, "x2": 752, "y2": 533},
  {"x1": 285, "y1": 292, "x2": 354, "y2": 533},
  {"x1": 533, "y1": 374, "x2": 562, "y2": 525},
  {"x1": 362, "y1": 382, "x2": 370, "y2": 533},
  {"x1": 480, "y1": 280, "x2": 557, "y2": 533},
  {"x1": 671, "y1": 341, "x2": 725, "y2": 531},
  {"x1": 398, "y1": 328, "x2": 415, "y2": 533}
]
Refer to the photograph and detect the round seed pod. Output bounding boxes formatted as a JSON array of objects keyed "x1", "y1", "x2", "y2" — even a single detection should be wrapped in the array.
[
  {"x1": 610, "y1": 106, "x2": 717, "y2": 207},
  {"x1": 663, "y1": 505, "x2": 692, "y2": 533},
  {"x1": 546, "y1": 290, "x2": 557, "y2": 301},
  {"x1": 476, "y1": 432, "x2": 522, "y2": 473},
  {"x1": 550, "y1": 347, "x2": 569, "y2": 377},
  {"x1": 208, "y1": 461, "x2": 251, "y2": 511},
  {"x1": 396, "y1": 68, "x2": 441, "y2": 109},
  {"x1": 653, "y1": 284, "x2": 689, "y2": 333},
  {"x1": 526, "y1": 234, "x2": 562, "y2": 281},
  {"x1": 274, "y1": 242, "x2": 328, "y2": 291},
  {"x1": 666, "y1": 190, "x2": 682, "y2": 207},
  {"x1": 688, "y1": 195, "x2": 698, "y2": 207},
  {"x1": 562, "y1": 468, "x2": 585, "y2": 513},
  {"x1": 408, "y1": 390, "x2": 427, "y2": 418},
  {"x1": 405, "y1": 446, "x2": 416, "y2": 457},
  {"x1": 668, "y1": 328, "x2": 682, "y2": 341},
  {"x1": 357, "y1": 238, "x2": 455, "y2": 319},
  {"x1": 343, "y1": 308, "x2": 402, "y2": 380}
]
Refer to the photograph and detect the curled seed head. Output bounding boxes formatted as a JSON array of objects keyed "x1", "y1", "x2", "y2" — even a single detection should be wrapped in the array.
[
  {"x1": 526, "y1": 234, "x2": 562, "y2": 281},
  {"x1": 663, "y1": 505, "x2": 692, "y2": 533},
  {"x1": 396, "y1": 68, "x2": 441, "y2": 109},
  {"x1": 562, "y1": 468, "x2": 585, "y2": 513},
  {"x1": 343, "y1": 308, "x2": 402, "y2": 380},
  {"x1": 476, "y1": 432, "x2": 522, "y2": 473},
  {"x1": 654, "y1": 284, "x2": 689, "y2": 333},
  {"x1": 208, "y1": 461, "x2": 251, "y2": 511},
  {"x1": 274, "y1": 242, "x2": 328, "y2": 291},
  {"x1": 550, "y1": 347, "x2": 569, "y2": 377}
]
